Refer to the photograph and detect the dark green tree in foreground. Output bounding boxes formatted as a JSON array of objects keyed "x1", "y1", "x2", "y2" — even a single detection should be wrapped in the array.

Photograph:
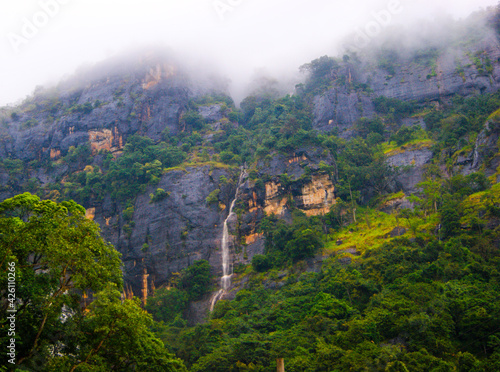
[{"x1": 0, "y1": 193, "x2": 186, "y2": 371}]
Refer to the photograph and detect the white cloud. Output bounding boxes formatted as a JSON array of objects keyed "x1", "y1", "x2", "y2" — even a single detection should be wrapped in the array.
[{"x1": 0, "y1": 0, "x2": 497, "y2": 105}]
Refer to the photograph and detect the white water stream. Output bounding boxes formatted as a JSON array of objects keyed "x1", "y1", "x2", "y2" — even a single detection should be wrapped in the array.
[{"x1": 210, "y1": 169, "x2": 246, "y2": 311}]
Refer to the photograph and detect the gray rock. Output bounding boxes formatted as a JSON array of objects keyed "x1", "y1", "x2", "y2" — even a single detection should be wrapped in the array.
[
  {"x1": 386, "y1": 148, "x2": 433, "y2": 193},
  {"x1": 198, "y1": 104, "x2": 223, "y2": 123},
  {"x1": 312, "y1": 29, "x2": 500, "y2": 137}
]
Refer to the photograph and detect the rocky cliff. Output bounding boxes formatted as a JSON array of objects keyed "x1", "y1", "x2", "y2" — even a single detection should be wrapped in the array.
[
  {"x1": 0, "y1": 52, "x2": 230, "y2": 162},
  {"x1": 313, "y1": 28, "x2": 500, "y2": 137},
  {"x1": 1, "y1": 17, "x2": 500, "y2": 322}
]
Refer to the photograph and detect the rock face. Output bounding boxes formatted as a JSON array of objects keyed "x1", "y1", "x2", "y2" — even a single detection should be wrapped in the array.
[
  {"x1": 386, "y1": 144, "x2": 434, "y2": 193},
  {"x1": 93, "y1": 165, "x2": 239, "y2": 299},
  {"x1": 237, "y1": 147, "x2": 337, "y2": 260},
  {"x1": 1, "y1": 24, "x2": 500, "y2": 324},
  {"x1": 471, "y1": 120, "x2": 500, "y2": 176},
  {"x1": 262, "y1": 174, "x2": 335, "y2": 217},
  {"x1": 0, "y1": 55, "x2": 200, "y2": 162},
  {"x1": 313, "y1": 29, "x2": 500, "y2": 136},
  {"x1": 459, "y1": 119, "x2": 500, "y2": 178},
  {"x1": 313, "y1": 88, "x2": 376, "y2": 136}
]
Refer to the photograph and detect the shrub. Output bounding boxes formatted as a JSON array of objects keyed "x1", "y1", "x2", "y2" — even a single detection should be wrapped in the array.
[
  {"x1": 252, "y1": 254, "x2": 272, "y2": 272},
  {"x1": 180, "y1": 260, "x2": 212, "y2": 301},
  {"x1": 206, "y1": 189, "x2": 220, "y2": 204},
  {"x1": 150, "y1": 188, "x2": 170, "y2": 203}
]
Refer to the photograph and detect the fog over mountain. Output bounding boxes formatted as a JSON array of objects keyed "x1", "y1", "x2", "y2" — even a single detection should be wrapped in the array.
[{"x1": 0, "y1": 0, "x2": 497, "y2": 106}]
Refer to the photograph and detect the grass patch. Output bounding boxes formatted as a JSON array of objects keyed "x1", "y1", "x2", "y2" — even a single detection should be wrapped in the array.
[
  {"x1": 383, "y1": 138, "x2": 434, "y2": 157},
  {"x1": 163, "y1": 161, "x2": 237, "y2": 174},
  {"x1": 324, "y1": 209, "x2": 402, "y2": 257},
  {"x1": 488, "y1": 108, "x2": 500, "y2": 122},
  {"x1": 324, "y1": 208, "x2": 440, "y2": 258}
]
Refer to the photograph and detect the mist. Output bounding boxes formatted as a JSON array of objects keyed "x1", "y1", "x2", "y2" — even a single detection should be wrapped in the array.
[{"x1": 0, "y1": 0, "x2": 498, "y2": 106}]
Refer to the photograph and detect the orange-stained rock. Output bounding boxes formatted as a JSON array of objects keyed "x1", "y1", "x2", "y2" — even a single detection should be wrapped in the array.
[
  {"x1": 298, "y1": 174, "x2": 336, "y2": 216},
  {"x1": 50, "y1": 148, "x2": 61, "y2": 159},
  {"x1": 245, "y1": 233, "x2": 263, "y2": 245},
  {"x1": 85, "y1": 207, "x2": 95, "y2": 220},
  {"x1": 262, "y1": 174, "x2": 336, "y2": 217},
  {"x1": 88, "y1": 126, "x2": 123, "y2": 155}
]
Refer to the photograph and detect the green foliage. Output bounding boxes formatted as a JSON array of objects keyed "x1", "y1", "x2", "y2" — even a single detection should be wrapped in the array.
[
  {"x1": 20, "y1": 118, "x2": 39, "y2": 130},
  {"x1": 0, "y1": 193, "x2": 123, "y2": 368},
  {"x1": 390, "y1": 125, "x2": 417, "y2": 146},
  {"x1": 259, "y1": 212, "x2": 324, "y2": 267},
  {"x1": 356, "y1": 117, "x2": 385, "y2": 139},
  {"x1": 101, "y1": 135, "x2": 185, "y2": 202},
  {"x1": 180, "y1": 260, "x2": 212, "y2": 301},
  {"x1": 66, "y1": 101, "x2": 94, "y2": 115},
  {"x1": 63, "y1": 143, "x2": 92, "y2": 166},
  {"x1": 377, "y1": 48, "x2": 399, "y2": 75},
  {"x1": 1, "y1": 158, "x2": 24, "y2": 176},
  {"x1": 252, "y1": 254, "x2": 272, "y2": 272},
  {"x1": 335, "y1": 137, "x2": 394, "y2": 201},
  {"x1": 285, "y1": 228, "x2": 323, "y2": 262},
  {"x1": 183, "y1": 110, "x2": 205, "y2": 130},
  {"x1": 47, "y1": 285, "x2": 187, "y2": 371},
  {"x1": 228, "y1": 110, "x2": 243, "y2": 123},
  {"x1": 146, "y1": 287, "x2": 189, "y2": 324},
  {"x1": 193, "y1": 93, "x2": 234, "y2": 107},
  {"x1": 299, "y1": 55, "x2": 339, "y2": 95},
  {"x1": 412, "y1": 48, "x2": 441, "y2": 67},
  {"x1": 150, "y1": 188, "x2": 170, "y2": 203},
  {"x1": 373, "y1": 96, "x2": 416, "y2": 119},
  {"x1": 206, "y1": 189, "x2": 220, "y2": 205}
]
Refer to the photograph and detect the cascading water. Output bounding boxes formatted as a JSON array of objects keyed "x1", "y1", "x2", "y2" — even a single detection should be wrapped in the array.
[{"x1": 210, "y1": 169, "x2": 246, "y2": 312}]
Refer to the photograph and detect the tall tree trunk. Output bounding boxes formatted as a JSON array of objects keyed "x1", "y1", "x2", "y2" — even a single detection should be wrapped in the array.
[{"x1": 277, "y1": 358, "x2": 285, "y2": 372}]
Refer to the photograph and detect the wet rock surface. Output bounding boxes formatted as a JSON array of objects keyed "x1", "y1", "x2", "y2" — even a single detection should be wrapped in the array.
[{"x1": 313, "y1": 30, "x2": 500, "y2": 136}]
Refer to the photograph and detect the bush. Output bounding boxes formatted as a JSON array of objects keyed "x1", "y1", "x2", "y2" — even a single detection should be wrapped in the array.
[
  {"x1": 285, "y1": 228, "x2": 323, "y2": 262},
  {"x1": 390, "y1": 126, "x2": 416, "y2": 146},
  {"x1": 180, "y1": 260, "x2": 212, "y2": 301},
  {"x1": 145, "y1": 287, "x2": 189, "y2": 324},
  {"x1": 183, "y1": 110, "x2": 205, "y2": 130},
  {"x1": 206, "y1": 189, "x2": 220, "y2": 204},
  {"x1": 150, "y1": 188, "x2": 170, "y2": 203},
  {"x1": 252, "y1": 255, "x2": 272, "y2": 272}
]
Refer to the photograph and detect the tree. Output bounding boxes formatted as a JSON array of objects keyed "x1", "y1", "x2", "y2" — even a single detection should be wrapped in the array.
[
  {"x1": 252, "y1": 254, "x2": 272, "y2": 272},
  {"x1": 146, "y1": 287, "x2": 189, "y2": 324},
  {"x1": 180, "y1": 260, "x2": 212, "y2": 301},
  {"x1": 0, "y1": 193, "x2": 186, "y2": 370},
  {"x1": 299, "y1": 55, "x2": 339, "y2": 95},
  {"x1": 411, "y1": 179, "x2": 442, "y2": 215},
  {"x1": 183, "y1": 110, "x2": 205, "y2": 130},
  {"x1": 285, "y1": 228, "x2": 323, "y2": 262},
  {"x1": 390, "y1": 126, "x2": 416, "y2": 146},
  {"x1": 47, "y1": 285, "x2": 187, "y2": 372},
  {"x1": 0, "y1": 193, "x2": 123, "y2": 368}
]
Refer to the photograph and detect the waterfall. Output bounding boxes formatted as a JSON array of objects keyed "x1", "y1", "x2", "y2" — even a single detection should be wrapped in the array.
[{"x1": 210, "y1": 168, "x2": 246, "y2": 312}]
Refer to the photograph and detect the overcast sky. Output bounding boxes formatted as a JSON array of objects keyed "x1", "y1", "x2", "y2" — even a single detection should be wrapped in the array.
[{"x1": 0, "y1": 0, "x2": 498, "y2": 106}]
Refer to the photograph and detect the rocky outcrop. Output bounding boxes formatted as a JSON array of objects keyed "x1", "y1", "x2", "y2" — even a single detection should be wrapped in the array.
[
  {"x1": 313, "y1": 29, "x2": 500, "y2": 136},
  {"x1": 460, "y1": 119, "x2": 500, "y2": 177},
  {"x1": 88, "y1": 127, "x2": 123, "y2": 155},
  {"x1": 236, "y1": 147, "x2": 337, "y2": 261},
  {"x1": 0, "y1": 55, "x2": 226, "y2": 162},
  {"x1": 198, "y1": 104, "x2": 224, "y2": 123},
  {"x1": 386, "y1": 143, "x2": 434, "y2": 193},
  {"x1": 261, "y1": 174, "x2": 336, "y2": 217},
  {"x1": 93, "y1": 165, "x2": 239, "y2": 299},
  {"x1": 313, "y1": 88, "x2": 376, "y2": 135}
]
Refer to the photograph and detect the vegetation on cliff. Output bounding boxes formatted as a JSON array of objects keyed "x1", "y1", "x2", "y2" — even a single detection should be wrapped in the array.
[{"x1": 1, "y1": 6, "x2": 500, "y2": 371}]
